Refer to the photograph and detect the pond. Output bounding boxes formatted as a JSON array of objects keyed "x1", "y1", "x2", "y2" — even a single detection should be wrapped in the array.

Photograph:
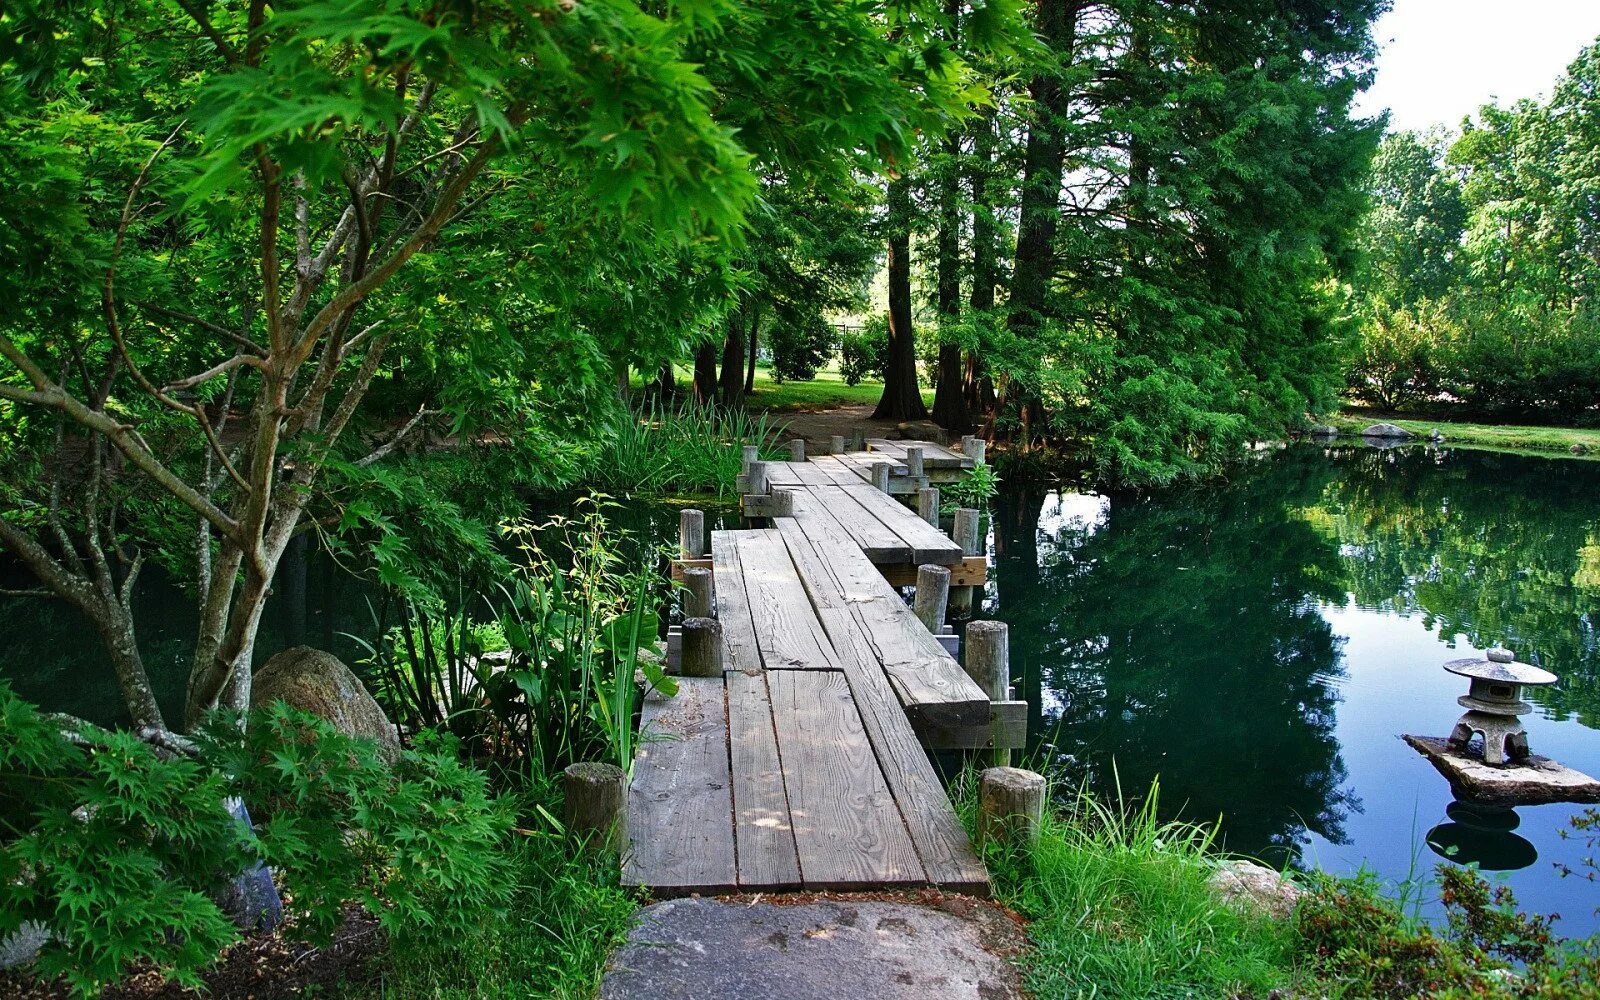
[{"x1": 983, "y1": 444, "x2": 1600, "y2": 936}]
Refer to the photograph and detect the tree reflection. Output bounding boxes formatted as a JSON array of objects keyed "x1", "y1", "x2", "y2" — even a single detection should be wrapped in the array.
[
  {"x1": 1318, "y1": 447, "x2": 1600, "y2": 725},
  {"x1": 991, "y1": 450, "x2": 1358, "y2": 866}
]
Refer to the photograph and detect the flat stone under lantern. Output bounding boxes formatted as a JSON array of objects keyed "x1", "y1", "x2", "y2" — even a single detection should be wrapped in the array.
[{"x1": 1443, "y1": 647, "x2": 1557, "y2": 766}]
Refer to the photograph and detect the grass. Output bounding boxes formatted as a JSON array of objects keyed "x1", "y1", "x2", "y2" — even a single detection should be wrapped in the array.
[
  {"x1": 1332, "y1": 409, "x2": 1600, "y2": 459},
  {"x1": 635, "y1": 362, "x2": 932, "y2": 413},
  {"x1": 587, "y1": 397, "x2": 788, "y2": 497},
  {"x1": 971, "y1": 776, "x2": 1303, "y2": 1000}
]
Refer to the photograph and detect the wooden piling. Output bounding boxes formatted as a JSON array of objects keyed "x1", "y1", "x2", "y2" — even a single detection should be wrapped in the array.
[
  {"x1": 742, "y1": 444, "x2": 759, "y2": 471},
  {"x1": 788, "y1": 438, "x2": 806, "y2": 461},
  {"x1": 563, "y1": 762, "x2": 628, "y2": 855},
  {"x1": 683, "y1": 567, "x2": 714, "y2": 619},
  {"x1": 977, "y1": 767, "x2": 1044, "y2": 851},
  {"x1": 905, "y1": 446, "x2": 925, "y2": 478},
  {"x1": 870, "y1": 461, "x2": 891, "y2": 493},
  {"x1": 679, "y1": 508, "x2": 705, "y2": 560},
  {"x1": 913, "y1": 564, "x2": 950, "y2": 632},
  {"x1": 746, "y1": 460, "x2": 769, "y2": 496},
  {"x1": 829, "y1": 434, "x2": 846, "y2": 455},
  {"x1": 681, "y1": 617, "x2": 724, "y2": 677},
  {"x1": 964, "y1": 619, "x2": 1010, "y2": 765},
  {"x1": 949, "y1": 507, "x2": 981, "y2": 619},
  {"x1": 917, "y1": 486, "x2": 940, "y2": 527},
  {"x1": 963, "y1": 437, "x2": 987, "y2": 464},
  {"x1": 849, "y1": 428, "x2": 865, "y2": 451}
]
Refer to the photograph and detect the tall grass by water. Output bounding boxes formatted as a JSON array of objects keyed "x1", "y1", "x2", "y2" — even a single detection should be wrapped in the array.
[
  {"x1": 974, "y1": 775, "x2": 1298, "y2": 1000},
  {"x1": 588, "y1": 397, "x2": 784, "y2": 496}
]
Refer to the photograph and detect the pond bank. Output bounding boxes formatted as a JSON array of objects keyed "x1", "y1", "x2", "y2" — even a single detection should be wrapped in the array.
[{"x1": 1330, "y1": 411, "x2": 1600, "y2": 458}]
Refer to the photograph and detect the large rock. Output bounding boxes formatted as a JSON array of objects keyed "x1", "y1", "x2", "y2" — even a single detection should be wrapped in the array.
[
  {"x1": 894, "y1": 420, "x2": 949, "y2": 445},
  {"x1": 1404, "y1": 735, "x2": 1600, "y2": 807},
  {"x1": 1360, "y1": 422, "x2": 1414, "y2": 441},
  {"x1": 252, "y1": 647, "x2": 400, "y2": 764},
  {"x1": 1306, "y1": 423, "x2": 1339, "y2": 439},
  {"x1": 1209, "y1": 859, "x2": 1305, "y2": 921},
  {"x1": 601, "y1": 897, "x2": 1026, "y2": 1000}
]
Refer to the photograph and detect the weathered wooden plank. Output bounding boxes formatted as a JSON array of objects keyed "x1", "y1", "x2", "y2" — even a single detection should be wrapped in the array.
[
  {"x1": 880, "y1": 556, "x2": 987, "y2": 587},
  {"x1": 836, "y1": 482, "x2": 963, "y2": 565},
  {"x1": 623, "y1": 677, "x2": 738, "y2": 894},
  {"x1": 772, "y1": 519, "x2": 990, "y2": 892},
  {"x1": 774, "y1": 506, "x2": 988, "y2": 726},
  {"x1": 807, "y1": 485, "x2": 911, "y2": 563},
  {"x1": 788, "y1": 461, "x2": 836, "y2": 488},
  {"x1": 669, "y1": 557, "x2": 713, "y2": 582},
  {"x1": 709, "y1": 530, "x2": 762, "y2": 673},
  {"x1": 881, "y1": 438, "x2": 973, "y2": 469},
  {"x1": 806, "y1": 454, "x2": 865, "y2": 487},
  {"x1": 731, "y1": 529, "x2": 841, "y2": 670},
  {"x1": 727, "y1": 670, "x2": 802, "y2": 888},
  {"x1": 768, "y1": 670, "x2": 927, "y2": 889},
  {"x1": 833, "y1": 450, "x2": 909, "y2": 478},
  {"x1": 765, "y1": 462, "x2": 804, "y2": 487}
]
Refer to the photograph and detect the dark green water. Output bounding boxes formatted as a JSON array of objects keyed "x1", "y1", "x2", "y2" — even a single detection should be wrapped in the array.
[{"x1": 983, "y1": 445, "x2": 1600, "y2": 935}]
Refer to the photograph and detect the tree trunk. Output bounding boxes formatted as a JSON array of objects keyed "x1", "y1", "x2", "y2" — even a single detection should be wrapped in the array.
[
  {"x1": 657, "y1": 359, "x2": 676, "y2": 399},
  {"x1": 931, "y1": 132, "x2": 971, "y2": 432},
  {"x1": 966, "y1": 107, "x2": 999, "y2": 419},
  {"x1": 744, "y1": 313, "x2": 758, "y2": 394},
  {"x1": 719, "y1": 311, "x2": 745, "y2": 406},
  {"x1": 693, "y1": 342, "x2": 719, "y2": 405},
  {"x1": 873, "y1": 176, "x2": 929, "y2": 421},
  {"x1": 1002, "y1": 0, "x2": 1080, "y2": 443}
]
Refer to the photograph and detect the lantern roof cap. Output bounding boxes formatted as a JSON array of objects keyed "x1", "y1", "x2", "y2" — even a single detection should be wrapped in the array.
[{"x1": 1442, "y1": 647, "x2": 1557, "y2": 686}]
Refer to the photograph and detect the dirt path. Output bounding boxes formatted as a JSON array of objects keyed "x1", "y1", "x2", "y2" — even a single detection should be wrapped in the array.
[{"x1": 767, "y1": 406, "x2": 951, "y2": 449}]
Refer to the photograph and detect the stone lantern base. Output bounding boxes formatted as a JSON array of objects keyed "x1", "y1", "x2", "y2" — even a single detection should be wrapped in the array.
[
  {"x1": 1448, "y1": 711, "x2": 1530, "y2": 766},
  {"x1": 1404, "y1": 735, "x2": 1600, "y2": 807}
]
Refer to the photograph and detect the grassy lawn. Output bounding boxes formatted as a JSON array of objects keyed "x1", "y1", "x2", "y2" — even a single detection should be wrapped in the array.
[
  {"x1": 636, "y1": 363, "x2": 932, "y2": 413},
  {"x1": 1333, "y1": 410, "x2": 1600, "y2": 459}
]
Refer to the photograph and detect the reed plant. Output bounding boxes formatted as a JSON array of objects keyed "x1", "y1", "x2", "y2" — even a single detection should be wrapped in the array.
[{"x1": 588, "y1": 397, "x2": 785, "y2": 496}]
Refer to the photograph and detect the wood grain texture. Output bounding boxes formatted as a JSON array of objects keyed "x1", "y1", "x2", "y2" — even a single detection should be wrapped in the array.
[
  {"x1": 768, "y1": 670, "x2": 927, "y2": 889},
  {"x1": 726, "y1": 670, "x2": 802, "y2": 888},
  {"x1": 773, "y1": 519, "x2": 990, "y2": 892},
  {"x1": 837, "y1": 482, "x2": 963, "y2": 564},
  {"x1": 808, "y1": 485, "x2": 910, "y2": 562},
  {"x1": 774, "y1": 507, "x2": 987, "y2": 726},
  {"x1": 709, "y1": 530, "x2": 762, "y2": 673},
  {"x1": 731, "y1": 529, "x2": 843, "y2": 670},
  {"x1": 623, "y1": 678, "x2": 738, "y2": 894},
  {"x1": 870, "y1": 438, "x2": 972, "y2": 469}
]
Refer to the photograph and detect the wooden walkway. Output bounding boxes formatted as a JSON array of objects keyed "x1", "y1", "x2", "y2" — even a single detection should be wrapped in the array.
[{"x1": 625, "y1": 441, "x2": 1011, "y2": 898}]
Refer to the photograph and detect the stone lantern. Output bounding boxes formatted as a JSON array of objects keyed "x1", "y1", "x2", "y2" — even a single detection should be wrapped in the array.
[{"x1": 1443, "y1": 647, "x2": 1557, "y2": 766}]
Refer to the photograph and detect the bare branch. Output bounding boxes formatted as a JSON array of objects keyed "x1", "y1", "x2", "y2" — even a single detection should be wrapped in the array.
[
  {"x1": 138, "y1": 302, "x2": 267, "y2": 357},
  {"x1": 356, "y1": 404, "x2": 434, "y2": 467},
  {"x1": 160, "y1": 352, "x2": 263, "y2": 393},
  {"x1": 171, "y1": 0, "x2": 242, "y2": 65}
]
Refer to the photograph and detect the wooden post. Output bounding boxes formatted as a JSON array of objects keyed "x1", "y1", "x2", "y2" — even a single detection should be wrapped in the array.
[
  {"x1": 913, "y1": 564, "x2": 950, "y2": 632},
  {"x1": 829, "y1": 434, "x2": 846, "y2": 455},
  {"x1": 678, "y1": 508, "x2": 704, "y2": 560},
  {"x1": 963, "y1": 437, "x2": 987, "y2": 464},
  {"x1": 977, "y1": 767, "x2": 1044, "y2": 851},
  {"x1": 870, "y1": 461, "x2": 891, "y2": 493},
  {"x1": 849, "y1": 428, "x2": 865, "y2": 451},
  {"x1": 681, "y1": 617, "x2": 724, "y2": 677},
  {"x1": 563, "y1": 762, "x2": 627, "y2": 855},
  {"x1": 949, "y1": 507, "x2": 981, "y2": 619},
  {"x1": 964, "y1": 619, "x2": 1010, "y2": 765},
  {"x1": 788, "y1": 438, "x2": 806, "y2": 461},
  {"x1": 768, "y1": 488, "x2": 795, "y2": 518},
  {"x1": 683, "y1": 567, "x2": 714, "y2": 619},
  {"x1": 905, "y1": 445, "x2": 925, "y2": 478},
  {"x1": 746, "y1": 460, "x2": 769, "y2": 496},
  {"x1": 742, "y1": 444, "x2": 759, "y2": 472},
  {"x1": 917, "y1": 486, "x2": 940, "y2": 527}
]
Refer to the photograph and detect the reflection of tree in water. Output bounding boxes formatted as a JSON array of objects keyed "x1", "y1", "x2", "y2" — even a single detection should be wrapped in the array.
[
  {"x1": 1318, "y1": 447, "x2": 1600, "y2": 726},
  {"x1": 992, "y1": 450, "x2": 1358, "y2": 866}
]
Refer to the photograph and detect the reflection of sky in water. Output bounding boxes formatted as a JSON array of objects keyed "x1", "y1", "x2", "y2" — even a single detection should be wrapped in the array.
[{"x1": 1005, "y1": 447, "x2": 1600, "y2": 937}]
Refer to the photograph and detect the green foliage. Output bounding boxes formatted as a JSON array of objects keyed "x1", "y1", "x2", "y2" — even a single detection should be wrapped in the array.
[
  {"x1": 1297, "y1": 866, "x2": 1600, "y2": 998},
  {"x1": 587, "y1": 398, "x2": 783, "y2": 497},
  {"x1": 1348, "y1": 42, "x2": 1600, "y2": 421},
  {"x1": 354, "y1": 497, "x2": 674, "y2": 780},
  {"x1": 976, "y1": 778, "x2": 1297, "y2": 1000},
  {"x1": 0, "y1": 685, "x2": 514, "y2": 997},
  {"x1": 839, "y1": 316, "x2": 890, "y2": 387},
  {"x1": 940, "y1": 459, "x2": 998, "y2": 512}
]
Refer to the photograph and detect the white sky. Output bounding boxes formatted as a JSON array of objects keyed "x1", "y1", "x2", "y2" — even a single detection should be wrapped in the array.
[{"x1": 1355, "y1": 0, "x2": 1600, "y2": 133}]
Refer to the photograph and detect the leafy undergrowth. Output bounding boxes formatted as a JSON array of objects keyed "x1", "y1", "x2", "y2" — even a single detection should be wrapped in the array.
[
  {"x1": 334, "y1": 815, "x2": 638, "y2": 1000},
  {"x1": 970, "y1": 775, "x2": 1600, "y2": 999}
]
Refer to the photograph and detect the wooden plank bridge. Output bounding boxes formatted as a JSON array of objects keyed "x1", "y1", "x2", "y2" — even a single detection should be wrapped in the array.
[{"x1": 626, "y1": 438, "x2": 1021, "y2": 898}]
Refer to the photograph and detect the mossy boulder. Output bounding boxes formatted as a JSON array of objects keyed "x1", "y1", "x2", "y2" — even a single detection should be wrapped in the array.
[{"x1": 252, "y1": 647, "x2": 400, "y2": 765}]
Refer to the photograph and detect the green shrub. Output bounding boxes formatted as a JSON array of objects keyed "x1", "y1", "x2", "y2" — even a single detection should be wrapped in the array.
[
  {"x1": 941, "y1": 460, "x2": 999, "y2": 513},
  {"x1": 0, "y1": 686, "x2": 514, "y2": 997},
  {"x1": 587, "y1": 397, "x2": 784, "y2": 496},
  {"x1": 838, "y1": 315, "x2": 888, "y2": 386}
]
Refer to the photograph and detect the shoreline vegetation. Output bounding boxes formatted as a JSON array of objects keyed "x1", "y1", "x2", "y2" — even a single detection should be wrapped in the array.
[{"x1": 1329, "y1": 411, "x2": 1600, "y2": 460}]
